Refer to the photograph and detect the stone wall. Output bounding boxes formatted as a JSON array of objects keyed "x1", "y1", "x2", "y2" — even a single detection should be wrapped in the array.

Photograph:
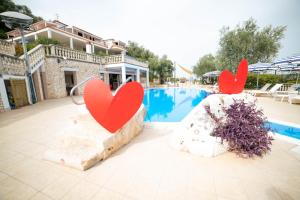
[
  {"x1": 43, "y1": 57, "x2": 104, "y2": 99},
  {"x1": 0, "y1": 40, "x2": 15, "y2": 56},
  {"x1": 0, "y1": 92, "x2": 5, "y2": 113},
  {"x1": 0, "y1": 54, "x2": 26, "y2": 76}
]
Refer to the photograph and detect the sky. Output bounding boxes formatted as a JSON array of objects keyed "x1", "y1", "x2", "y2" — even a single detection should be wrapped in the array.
[{"x1": 14, "y1": 0, "x2": 300, "y2": 77}]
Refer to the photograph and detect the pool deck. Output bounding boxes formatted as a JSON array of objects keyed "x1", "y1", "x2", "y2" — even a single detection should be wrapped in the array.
[{"x1": 0, "y1": 96, "x2": 300, "y2": 200}]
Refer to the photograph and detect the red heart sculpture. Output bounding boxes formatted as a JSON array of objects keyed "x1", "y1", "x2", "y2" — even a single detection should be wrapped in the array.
[
  {"x1": 218, "y1": 59, "x2": 248, "y2": 94},
  {"x1": 83, "y1": 79, "x2": 144, "y2": 133}
]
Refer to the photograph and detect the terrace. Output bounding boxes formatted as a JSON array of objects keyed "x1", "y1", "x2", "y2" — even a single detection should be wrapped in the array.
[{"x1": 0, "y1": 94, "x2": 299, "y2": 200}]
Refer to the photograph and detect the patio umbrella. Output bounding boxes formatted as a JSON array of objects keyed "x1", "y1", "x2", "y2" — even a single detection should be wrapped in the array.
[
  {"x1": 273, "y1": 54, "x2": 300, "y2": 84},
  {"x1": 273, "y1": 54, "x2": 300, "y2": 66},
  {"x1": 203, "y1": 70, "x2": 221, "y2": 84},
  {"x1": 276, "y1": 63, "x2": 300, "y2": 84},
  {"x1": 248, "y1": 63, "x2": 276, "y2": 89},
  {"x1": 203, "y1": 70, "x2": 221, "y2": 77}
]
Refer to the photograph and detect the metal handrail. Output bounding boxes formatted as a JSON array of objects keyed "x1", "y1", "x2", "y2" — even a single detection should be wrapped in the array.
[
  {"x1": 70, "y1": 76, "x2": 134, "y2": 105},
  {"x1": 70, "y1": 76, "x2": 97, "y2": 105}
]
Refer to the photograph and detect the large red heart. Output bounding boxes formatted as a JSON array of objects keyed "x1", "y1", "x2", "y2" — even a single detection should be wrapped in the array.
[
  {"x1": 218, "y1": 59, "x2": 248, "y2": 94},
  {"x1": 83, "y1": 79, "x2": 144, "y2": 133}
]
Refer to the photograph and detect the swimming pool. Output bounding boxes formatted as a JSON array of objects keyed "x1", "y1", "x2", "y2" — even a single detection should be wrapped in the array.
[
  {"x1": 143, "y1": 88, "x2": 300, "y2": 141},
  {"x1": 143, "y1": 88, "x2": 209, "y2": 122},
  {"x1": 266, "y1": 121, "x2": 300, "y2": 140}
]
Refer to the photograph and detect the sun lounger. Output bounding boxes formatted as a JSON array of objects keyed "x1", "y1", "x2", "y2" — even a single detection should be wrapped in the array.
[
  {"x1": 252, "y1": 84, "x2": 283, "y2": 97},
  {"x1": 288, "y1": 94, "x2": 300, "y2": 104},
  {"x1": 274, "y1": 84, "x2": 300, "y2": 102},
  {"x1": 248, "y1": 83, "x2": 271, "y2": 95}
]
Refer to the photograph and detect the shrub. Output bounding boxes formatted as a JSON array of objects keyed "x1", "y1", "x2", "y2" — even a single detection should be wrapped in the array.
[
  {"x1": 245, "y1": 73, "x2": 299, "y2": 89},
  {"x1": 14, "y1": 36, "x2": 61, "y2": 56},
  {"x1": 206, "y1": 100, "x2": 273, "y2": 157}
]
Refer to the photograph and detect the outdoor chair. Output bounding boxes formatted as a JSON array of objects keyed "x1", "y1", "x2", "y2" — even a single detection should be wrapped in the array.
[
  {"x1": 288, "y1": 93, "x2": 300, "y2": 104},
  {"x1": 274, "y1": 84, "x2": 300, "y2": 102},
  {"x1": 252, "y1": 83, "x2": 283, "y2": 97},
  {"x1": 248, "y1": 83, "x2": 271, "y2": 94}
]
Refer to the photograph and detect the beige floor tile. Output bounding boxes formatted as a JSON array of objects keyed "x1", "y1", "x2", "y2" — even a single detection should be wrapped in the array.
[
  {"x1": 0, "y1": 176, "x2": 37, "y2": 200},
  {"x1": 104, "y1": 170, "x2": 135, "y2": 195},
  {"x1": 42, "y1": 172, "x2": 80, "y2": 200},
  {"x1": 0, "y1": 152, "x2": 27, "y2": 176},
  {"x1": 12, "y1": 159, "x2": 65, "y2": 191},
  {"x1": 13, "y1": 141, "x2": 47, "y2": 158},
  {"x1": 30, "y1": 192, "x2": 52, "y2": 200},
  {"x1": 91, "y1": 188, "x2": 128, "y2": 200},
  {"x1": 84, "y1": 160, "x2": 117, "y2": 186},
  {"x1": 0, "y1": 97, "x2": 300, "y2": 200},
  {"x1": 125, "y1": 175, "x2": 160, "y2": 200},
  {"x1": 214, "y1": 177, "x2": 247, "y2": 200},
  {"x1": 0, "y1": 172, "x2": 8, "y2": 182},
  {"x1": 61, "y1": 180, "x2": 99, "y2": 200},
  {"x1": 241, "y1": 179, "x2": 282, "y2": 200}
]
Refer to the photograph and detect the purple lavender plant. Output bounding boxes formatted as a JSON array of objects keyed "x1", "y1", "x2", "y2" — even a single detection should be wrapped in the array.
[{"x1": 206, "y1": 100, "x2": 272, "y2": 157}]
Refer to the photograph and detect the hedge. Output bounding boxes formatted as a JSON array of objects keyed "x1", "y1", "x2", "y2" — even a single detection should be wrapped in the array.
[{"x1": 245, "y1": 73, "x2": 299, "y2": 89}]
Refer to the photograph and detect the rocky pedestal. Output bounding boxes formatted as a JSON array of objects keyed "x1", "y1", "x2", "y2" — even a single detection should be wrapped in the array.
[
  {"x1": 44, "y1": 105, "x2": 146, "y2": 170},
  {"x1": 170, "y1": 93, "x2": 256, "y2": 157}
]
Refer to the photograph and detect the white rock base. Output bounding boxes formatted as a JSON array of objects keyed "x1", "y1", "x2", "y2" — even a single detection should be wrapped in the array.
[
  {"x1": 44, "y1": 105, "x2": 146, "y2": 170},
  {"x1": 170, "y1": 93, "x2": 256, "y2": 157}
]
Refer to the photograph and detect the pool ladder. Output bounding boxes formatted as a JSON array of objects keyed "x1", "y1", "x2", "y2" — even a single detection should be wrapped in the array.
[
  {"x1": 70, "y1": 76, "x2": 133, "y2": 105},
  {"x1": 69, "y1": 76, "x2": 151, "y2": 122}
]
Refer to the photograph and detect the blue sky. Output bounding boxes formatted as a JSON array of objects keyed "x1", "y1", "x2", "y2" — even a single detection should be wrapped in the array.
[{"x1": 15, "y1": 0, "x2": 300, "y2": 73}]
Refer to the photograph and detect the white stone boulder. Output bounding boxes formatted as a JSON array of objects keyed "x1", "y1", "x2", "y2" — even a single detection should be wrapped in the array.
[
  {"x1": 44, "y1": 105, "x2": 146, "y2": 170},
  {"x1": 170, "y1": 93, "x2": 256, "y2": 157}
]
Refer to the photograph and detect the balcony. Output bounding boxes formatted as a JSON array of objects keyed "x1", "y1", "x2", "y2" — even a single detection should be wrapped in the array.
[{"x1": 44, "y1": 45, "x2": 148, "y2": 68}]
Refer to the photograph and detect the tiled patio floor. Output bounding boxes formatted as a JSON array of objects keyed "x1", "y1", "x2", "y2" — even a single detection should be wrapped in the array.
[{"x1": 0, "y1": 97, "x2": 300, "y2": 200}]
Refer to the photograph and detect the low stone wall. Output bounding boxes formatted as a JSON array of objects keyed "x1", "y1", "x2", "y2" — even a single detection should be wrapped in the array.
[
  {"x1": 0, "y1": 39, "x2": 15, "y2": 56},
  {"x1": 0, "y1": 92, "x2": 5, "y2": 113},
  {"x1": 0, "y1": 54, "x2": 26, "y2": 76},
  {"x1": 43, "y1": 57, "x2": 104, "y2": 99}
]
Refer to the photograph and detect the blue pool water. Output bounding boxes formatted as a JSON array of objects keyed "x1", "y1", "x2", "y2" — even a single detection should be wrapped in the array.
[
  {"x1": 143, "y1": 88, "x2": 209, "y2": 122},
  {"x1": 143, "y1": 88, "x2": 300, "y2": 140},
  {"x1": 266, "y1": 121, "x2": 300, "y2": 140}
]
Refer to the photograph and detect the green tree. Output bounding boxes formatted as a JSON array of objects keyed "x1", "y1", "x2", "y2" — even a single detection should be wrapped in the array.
[
  {"x1": 157, "y1": 55, "x2": 173, "y2": 84},
  {"x1": 127, "y1": 41, "x2": 174, "y2": 84},
  {"x1": 217, "y1": 18, "x2": 286, "y2": 71},
  {"x1": 193, "y1": 54, "x2": 217, "y2": 77},
  {"x1": 0, "y1": 0, "x2": 43, "y2": 39}
]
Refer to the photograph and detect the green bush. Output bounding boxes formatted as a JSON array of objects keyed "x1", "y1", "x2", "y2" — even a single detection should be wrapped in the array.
[
  {"x1": 15, "y1": 36, "x2": 61, "y2": 56},
  {"x1": 245, "y1": 73, "x2": 299, "y2": 89}
]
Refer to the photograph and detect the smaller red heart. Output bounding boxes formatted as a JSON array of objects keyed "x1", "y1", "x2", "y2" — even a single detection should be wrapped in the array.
[{"x1": 218, "y1": 59, "x2": 248, "y2": 94}]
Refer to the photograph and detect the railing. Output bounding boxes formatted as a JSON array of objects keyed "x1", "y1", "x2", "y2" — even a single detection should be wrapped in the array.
[
  {"x1": 102, "y1": 54, "x2": 123, "y2": 65},
  {"x1": 124, "y1": 55, "x2": 148, "y2": 68},
  {"x1": 20, "y1": 44, "x2": 45, "y2": 72},
  {"x1": 44, "y1": 45, "x2": 148, "y2": 68},
  {"x1": 0, "y1": 39, "x2": 15, "y2": 56},
  {"x1": 0, "y1": 54, "x2": 26, "y2": 76},
  {"x1": 44, "y1": 45, "x2": 103, "y2": 64},
  {"x1": 101, "y1": 54, "x2": 148, "y2": 68}
]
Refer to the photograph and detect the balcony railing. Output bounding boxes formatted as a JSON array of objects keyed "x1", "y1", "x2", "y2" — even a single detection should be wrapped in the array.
[
  {"x1": 44, "y1": 45, "x2": 103, "y2": 64},
  {"x1": 19, "y1": 44, "x2": 45, "y2": 73},
  {"x1": 0, "y1": 43, "x2": 148, "y2": 78},
  {"x1": 0, "y1": 39, "x2": 15, "y2": 56},
  {"x1": 123, "y1": 55, "x2": 148, "y2": 68},
  {"x1": 44, "y1": 45, "x2": 148, "y2": 68}
]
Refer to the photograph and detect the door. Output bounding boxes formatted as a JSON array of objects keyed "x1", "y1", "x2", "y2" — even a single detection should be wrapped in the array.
[{"x1": 10, "y1": 79, "x2": 29, "y2": 108}]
